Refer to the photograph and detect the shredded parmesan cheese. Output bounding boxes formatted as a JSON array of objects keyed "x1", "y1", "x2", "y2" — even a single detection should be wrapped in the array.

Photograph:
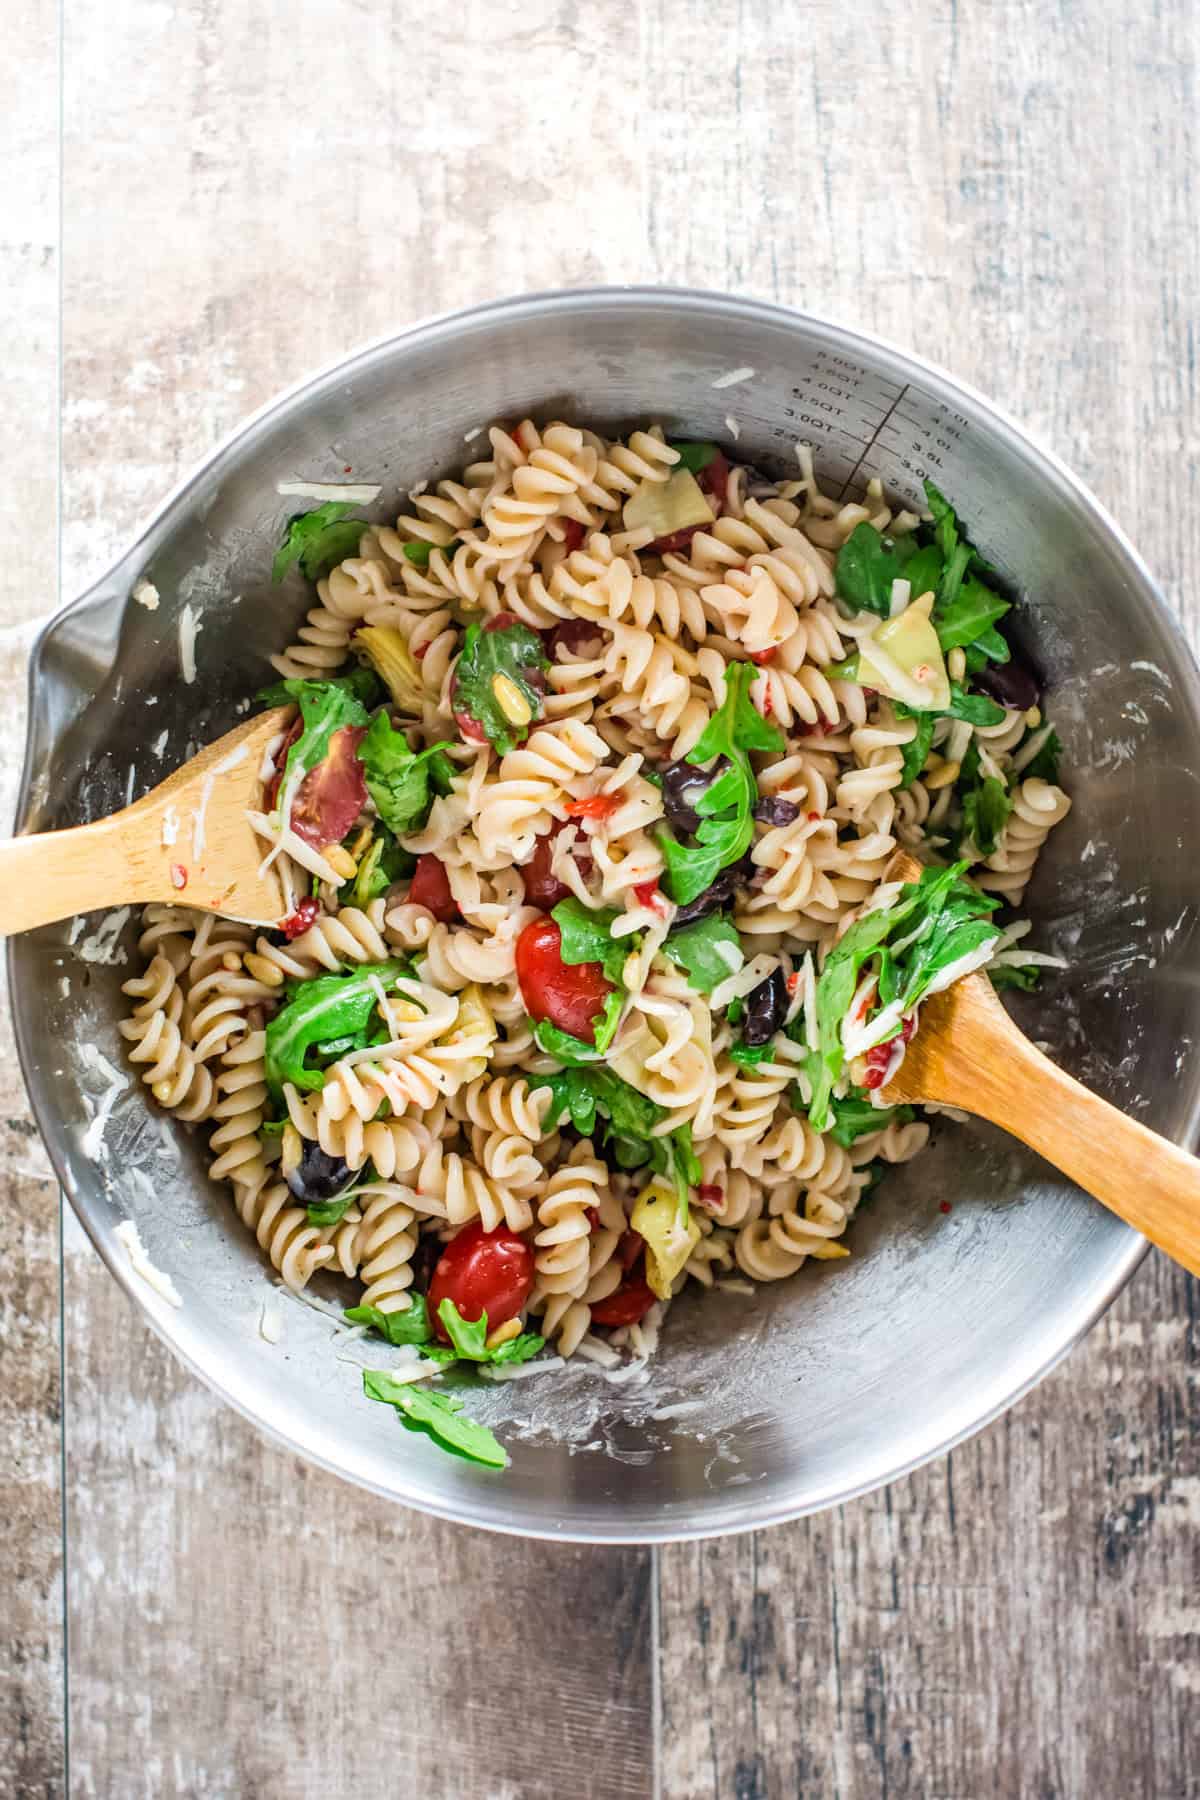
[
  {"x1": 711, "y1": 367, "x2": 755, "y2": 389},
  {"x1": 191, "y1": 773, "x2": 215, "y2": 859},
  {"x1": 132, "y1": 578, "x2": 160, "y2": 611},
  {"x1": 275, "y1": 480, "x2": 381, "y2": 503},
  {"x1": 179, "y1": 604, "x2": 200, "y2": 684},
  {"x1": 724, "y1": 414, "x2": 741, "y2": 440},
  {"x1": 151, "y1": 729, "x2": 168, "y2": 758},
  {"x1": 76, "y1": 907, "x2": 131, "y2": 965},
  {"x1": 259, "y1": 1300, "x2": 285, "y2": 1344},
  {"x1": 161, "y1": 805, "x2": 179, "y2": 847},
  {"x1": 114, "y1": 1220, "x2": 183, "y2": 1307}
]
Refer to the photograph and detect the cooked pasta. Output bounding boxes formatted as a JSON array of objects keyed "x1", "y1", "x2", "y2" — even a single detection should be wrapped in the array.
[{"x1": 120, "y1": 425, "x2": 1070, "y2": 1470}]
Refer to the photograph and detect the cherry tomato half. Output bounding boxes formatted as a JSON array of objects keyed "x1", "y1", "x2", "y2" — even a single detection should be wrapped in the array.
[
  {"x1": 515, "y1": 915, "x2": 615, "y2": 1043},
  {"x1": 408, "y1": 854, "x2": 459, "y2": 922},
  {"x1": 590, "y1": 1275, "x2": 656, "y2": 1328},
  {"x1": 427, "y1": 1222, "x2": 535, "y2": 1342}
]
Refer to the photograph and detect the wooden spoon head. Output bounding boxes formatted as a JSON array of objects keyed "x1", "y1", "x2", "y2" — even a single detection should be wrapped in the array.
[{"x1": 122, "y1": 706, "x2": 292, "y2": 925}]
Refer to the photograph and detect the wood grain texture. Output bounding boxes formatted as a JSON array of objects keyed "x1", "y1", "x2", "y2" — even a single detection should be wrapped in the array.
[{"x1": 0, "y1": 0, "x2": 64, "y2": 1792}]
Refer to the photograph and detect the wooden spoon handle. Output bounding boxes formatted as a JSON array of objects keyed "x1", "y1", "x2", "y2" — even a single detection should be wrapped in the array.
[
  {"x1": 0, "y1": 818, "x2": 139, "y2": 933},
  {"x1": 918, "y1": 984, "x2": 1200, "y2": 1278}
]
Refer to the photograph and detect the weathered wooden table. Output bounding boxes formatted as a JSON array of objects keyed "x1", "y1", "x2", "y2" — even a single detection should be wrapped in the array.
[{"x1": 4, "y1": 2, "x2": 1198, "y2": 1794}]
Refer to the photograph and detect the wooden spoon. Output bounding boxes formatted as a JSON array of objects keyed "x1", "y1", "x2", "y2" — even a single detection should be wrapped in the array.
[
  {"x1": 880, "y1": 852, "x2": 1200, "y2": 1277},
  {"x1": 0, "y1": 707, "x2": 292, "y2": 934}
]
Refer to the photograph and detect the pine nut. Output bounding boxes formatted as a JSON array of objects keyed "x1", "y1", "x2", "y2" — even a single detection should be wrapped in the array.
[
  {"x1": 491, "y1": 672, "x2": 533, "y2": 726},
  {"x1": 485, "y1": 1317, "x2": 522, "y2": 1350},
  {"x1": 245, "y1": 952, "x2": 285, "y2": 987},
  {"x1": 1024, "y1": 705, "x2": 1042, "y2": 728},
  {"x1": 947, "y1": 646, "x2": 966, "y2": 683},
  {"x1": 923, "y1": 758, "x2": 961, "y2": 791},
  {"x1": 325, "y1": 845, "x2": 358, "y2": 880}
]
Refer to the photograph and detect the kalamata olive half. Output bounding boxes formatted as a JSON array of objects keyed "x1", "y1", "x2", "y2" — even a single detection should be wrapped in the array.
[
  {"x1": 285, "y1": 1142, "x2": 355, "y2": 1204},
  {"x1": 741, "y1": 966, "x2": 789, "y2": 1046},
  {"x1": 669, "y1": 852, "x2": 758, "y2": 927},
  {"x1": 974, "y1": 655, "x2": 1040, "y2": 713},
  {"x1": 659, "y1": 754, "x2": 732, "y2": 835},
  {"x1": 753, "y1": 796, "x2": 800, "y2": 827}
]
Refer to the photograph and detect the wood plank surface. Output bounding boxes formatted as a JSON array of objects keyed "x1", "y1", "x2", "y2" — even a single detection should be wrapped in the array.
[
  {"x1": 0, "y1": 0, "x2": 1191, "y2": 1795},
  {"x1": 0, "y1": 0, "x2": 64, "y2": 1794}
]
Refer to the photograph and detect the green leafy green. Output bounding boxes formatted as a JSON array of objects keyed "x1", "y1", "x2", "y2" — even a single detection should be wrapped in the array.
[
  {"x1": 827, "y1": 1093, "x2": 915, "y2": 1146},
  {"x1": 533, "y1": 1065, "x2": 667, "y2": 1140},
  {"x1": 362, "y1": 1372, "x2": 508, "y2": 1470},
  {"x1": 643, "y1": 1122, "x2": 702, "y2": 1222},
  {"x1": 436, "y1": 1301, "x2": 544, "y2": 1366},
  {"x1": 305, "y1": 1192, "x2": 358, "y2": 1227},
  {"x1": 272, "y1": 503, "x2": 369, "y2": 584},
  {"x1": 452, "y1": 619, "x2": 550, "y2": 754},
  {"x1": 835, "y1": 523, "x2": 920, "y2": 617},
  {"x1": 961, "y1": 775, "x2": 1012, "y2": 856},
  {"x1": 660, "y1": 915, "x2": 742, "y2": 994},
  {"x1": 350, "y1": 828, "x2": 415, "y2": 906},
  {"x1": 989, "y1": 962, "x2": 1042, "y2": 992},
  {"x1": 401, "y1": 536, "x2": 461, "y2": 568},
  {"x1": 264, "y1": 959, "x2": 411, "y2": 1100},
  {"x1": 345, "y1": 1298, "x2": 434, "y2": 1345},
  {"x1": 257, "y1": 676, "x2": 372, "y2": 802},
  {"x1": 657, "y1": 663, "x2": 784, "y2": 905},
  {"x1": 551, "y1": 898, "x2": 627, "y2": 985},
  {"x1": 899, "y1": 713, "x2": 935, "y2": 788},
  {"x1": 895, "y1": 683, "x2": 1007, "y2": 729},
  {"x1": 531, "y1": 1020, "x2": 604, "y2": 1064},
  {"x1": 933, "y1": 578, "x2": 1010, "y2": 654},
  {"x1": 357, "y1": 711, "x2": 456, "y2": 837},
  {"x1": 1021, "y1": 727, "x2": 1062, "y2": 784},
  {"x1": 257, "y1": 668, "x2": 382, "y2": 711},
  {"x1": 729, "y1": 1040, "x2": 774, "y2": 1067},
  {"x1": 668, "y1": 441, "x2": 718, "y2": 474},
  {"x1": 805, "y1": 863, "x2": 1000, "y2": 1130}
]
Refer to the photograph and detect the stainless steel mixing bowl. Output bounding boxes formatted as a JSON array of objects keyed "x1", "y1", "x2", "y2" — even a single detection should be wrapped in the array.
[{"x1": 13, "y1": 288, "x2": 1200, "y2": 1542}]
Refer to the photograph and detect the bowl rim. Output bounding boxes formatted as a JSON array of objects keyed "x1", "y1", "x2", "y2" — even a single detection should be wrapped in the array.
[{"x1": 19, "y1": 282, "x2": 1194, "y2": 1543}]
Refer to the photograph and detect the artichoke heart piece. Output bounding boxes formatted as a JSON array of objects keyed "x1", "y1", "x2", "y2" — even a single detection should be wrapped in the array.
[
  {"x1": 354, "y1": 626, "x2": 424, "y2": 714},
  {"x1": 623, "y1": 469, "x2": 715, "y2": 539},
  {"x1": 856, "y1": 592, "x2": 951, "y2": 712},
  {"x1": 631, "y1": 1180, "x2": 702, "y2": 1300}
]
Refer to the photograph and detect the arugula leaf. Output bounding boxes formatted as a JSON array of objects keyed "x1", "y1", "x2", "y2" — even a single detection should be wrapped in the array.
[
  {"x1": 660, "y1": 914, "x2": 742, "y2": 994},
  {"x1": 668, "y1": 441, "x2": 718, "y2": 473},
  {"x1": 657, "y1": 664, "x2": 784, "y2": 906},
  {"x1": 452, "y1": 619, "x2": 549, "y2": 754},
  {"x1": 531, "y1": 1020, "x2": 604, "y2": 1064},
  {"x1": 257, "y1": 676, "x2": 372, "y2": 802},
  {"x1": 551, "y1": 897, "x2": 627, "y2": 985},
  {"x1": 401, "y1": 537, "x2": 461, "y2": 568},
  {"x1": 990, "y1": 962, "x2": 1042, "y2": 992},
  {"x1": 351, "y1": 828, "x2": 415, "y2": 906},
  {"x1": 961, "y1": 775, "x2": 1012, "y2": 856},
  {"x1": 357, "y1": 711, "x2": 456, "y2": 837},
  {"x1": 362, "y1": 1372, "x2": 508, "y2": 1469},
  {"x1": 588, "y1": 989, "x2": 624, "y2": 1055},
  {"x1": 835, "y1": 523, "x2": 919, "y2": 617},
  {"x1": 1021, "y1": 727, "x2": 1062, "y2": 784},
  {"x1": 643, "y1": 1122, "x2": 702, "y2": 1222},
  {"x1": 895, "y1": 683, "x2": 1007, "y2": 729},
  {"x1": 306, "y1": 1193, "x2": 357, "y2": 1227},
  {"x1": 827, "y1": 1093, "x2": 914, "y2": 1146},
  {"x1": 805, "y1": 864, "x2": 1000, "y2": 1129},
  {"x1": 729, "y1": 1040, "x2": 774, "y2": 1066},
  {"x1": 934, "y1": 576, "x2": 1010, "y2": 654},
  {"x1": 899, "y1": 713, "x2": 935, "y2": 788},
  {"x1": 345, "y1": 1298, "x2": 433, "y2": 1344},
  {"x1": 264, "y1": 959, "x2": 411, "y2": 1100},
  {"x1": 257, "y1": 668, "x2": 382, "y2": 711},
  {"x1": 533, "y1": 1066, "x2": 667, "y2": 1140},
  {"x1": 272, "y1": 503, "x2": 369, "y2": 584},
  {"x1": 437, "y1": 1301, "x2": 544, "y2": 1366}
]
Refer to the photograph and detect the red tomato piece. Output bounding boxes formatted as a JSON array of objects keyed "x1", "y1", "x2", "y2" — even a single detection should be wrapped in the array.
[
  {"x1": 632, "y1": 879, "x2": 661, "y2": 910},
  {"x1": 408, "y1": 854, "x2": 459, "y2": 922},
  {"x1": 617, "y1": 1230, "x2": 643, "y2": 1273},
  {"x1": 647, "y1": 523, "x2": 705, "y2": 556},
  {"x1": 521, "y1": 824, "x2": 594, "y2": 911},
  {"x1": 751, "y1": 647, "x2": 777, "y2": 666},
  {"x1": 698, "y1": 448, "x2": 731, "y2": 511},
  {"x1": 280, "y1": 896, "x2": 320, "y2": 941},
  {"x1": 290, "y1": 725, "x2": 368, "y2": 849},
  {"x1": 563, "y1": 793, "x2": 620, "y2": 821},
  {"x1": 263, "y1": 715, "x2": 303, "y2": 812},
  {"x1": 590, "y1": 1274, "x2": 656, "y2": 1328},
  {"x1": 560, "y1": 519, "x2": 585, "y2": 553},
  {"x1": 428, "y1": 1222, "x2": 535, "y2": 1342},
  {"x1": 453, "y1": 707, "x2": 490, "y2": 745},
  {"x1": 515, "y1": 915, "x2": 615, "y2": 1044},
  {"x1": 695, "y1": 1183, "x2": 724, "y2": 1213}
]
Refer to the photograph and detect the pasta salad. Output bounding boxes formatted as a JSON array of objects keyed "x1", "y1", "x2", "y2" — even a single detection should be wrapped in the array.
[{"x1": 120, "y1": 423, "x2": 1070, "y2": 1470}]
